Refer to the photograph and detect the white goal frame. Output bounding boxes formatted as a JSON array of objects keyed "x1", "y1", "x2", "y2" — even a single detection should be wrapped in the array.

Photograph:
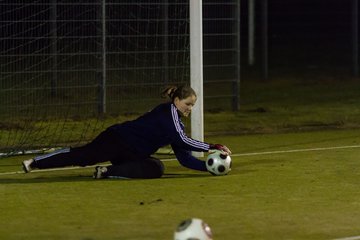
[{"x1": 190, "y1": 0, "x2": 204, "y2": 157}]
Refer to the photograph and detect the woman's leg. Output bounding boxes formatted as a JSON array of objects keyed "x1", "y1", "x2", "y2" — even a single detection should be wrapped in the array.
[{"x1": 31, "y1": 129, "x2": 125, "y2": 169}]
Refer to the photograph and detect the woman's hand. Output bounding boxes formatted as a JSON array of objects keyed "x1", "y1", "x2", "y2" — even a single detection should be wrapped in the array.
[{"x1": 209, "y1": 144, "x2": 232, "y2": 155}]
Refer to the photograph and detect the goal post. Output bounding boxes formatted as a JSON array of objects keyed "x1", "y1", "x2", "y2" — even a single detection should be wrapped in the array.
[{"x1": 190, "y1": 0, "x2": 204, "y2": 157}]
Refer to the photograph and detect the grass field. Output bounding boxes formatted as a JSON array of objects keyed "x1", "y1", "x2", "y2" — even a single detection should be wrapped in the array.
[{"x1": 1, "y1": 128, "x2": 360, "y2": 239}]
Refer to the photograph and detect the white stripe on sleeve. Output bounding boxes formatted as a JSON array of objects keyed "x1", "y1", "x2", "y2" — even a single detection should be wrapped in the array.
[{"x1": 170, "y1": 104, "x2": 209, "y2": 150}]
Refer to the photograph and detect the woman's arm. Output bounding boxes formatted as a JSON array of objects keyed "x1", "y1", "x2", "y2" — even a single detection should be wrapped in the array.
[
  {"x1": 171, "y1": 144, "x2": 207, "y2": 171},
  {"x1": 167, "y1": 104, "x2": 210, "y2": 152}
]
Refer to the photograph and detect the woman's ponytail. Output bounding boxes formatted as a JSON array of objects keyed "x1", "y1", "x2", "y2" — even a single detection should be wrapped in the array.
[
  {"x1": 161, "y1": 86, "x2": 178, "y2": 101},
  {"x1": 161, "y1": 85, "x2": 196, "y2": 102}
]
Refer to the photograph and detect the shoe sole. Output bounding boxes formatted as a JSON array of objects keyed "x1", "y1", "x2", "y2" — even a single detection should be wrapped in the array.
[
  {"x1": 22, "y1": 162, "x2": 29, "y2": 173},
  {"x1": 93, "y1": 166, "x2": 102, "y2": 179}
]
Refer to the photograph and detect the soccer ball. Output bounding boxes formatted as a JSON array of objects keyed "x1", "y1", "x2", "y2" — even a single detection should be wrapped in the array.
[
  {"x1": 206, "y1": 150, "x2": 232, "y2": 176},
  {"x1": 174, "y1": 218, "x2": 213, "y2": 240}
]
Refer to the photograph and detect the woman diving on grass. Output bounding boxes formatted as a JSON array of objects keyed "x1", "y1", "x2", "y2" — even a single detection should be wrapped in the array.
[{"x1": 22, "y1": 85, "x2": 231, "y2": 179}]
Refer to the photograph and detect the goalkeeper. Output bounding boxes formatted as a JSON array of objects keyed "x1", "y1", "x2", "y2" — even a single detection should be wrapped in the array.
[{"x1": 22, "y1": 85, "x2": 231, "y2": 179}]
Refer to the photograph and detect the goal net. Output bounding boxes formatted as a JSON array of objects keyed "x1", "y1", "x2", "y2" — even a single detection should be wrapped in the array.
[
  {"x1": 0, "y1": 0, "x2": 192, "y2": 156},
  {"x1": 0, "y1": 0, "x2": 240, "y2": 157}
]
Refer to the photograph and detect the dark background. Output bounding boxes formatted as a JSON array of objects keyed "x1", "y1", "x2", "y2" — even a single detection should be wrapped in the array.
[{"x1": 237, "y1": 0, "x2": 357, "y2": 79}]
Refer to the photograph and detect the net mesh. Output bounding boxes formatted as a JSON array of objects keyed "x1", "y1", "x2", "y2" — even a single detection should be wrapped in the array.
[
  {"x1": 0, "y1": 0, "x2": 239, "y2": 156},
  {"x1": 0, "y1": 0, "x2": 191, "y2": 155}
]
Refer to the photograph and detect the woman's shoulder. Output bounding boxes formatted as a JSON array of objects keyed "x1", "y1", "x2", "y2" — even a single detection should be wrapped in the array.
[
  {"x1": 150, "y1": 102, "x2": 178, "y2": 122},
  {"x1": 152, "y1": 102, "x2": 172, "y2": 112}
]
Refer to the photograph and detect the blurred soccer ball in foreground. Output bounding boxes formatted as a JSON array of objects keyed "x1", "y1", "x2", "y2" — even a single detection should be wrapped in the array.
[
  {"x1": 206, "y1": 151, "x2": 232, "y2": 176},
  {"x1": 174, "y1": 218, "x2": 213, "y2": 240}
]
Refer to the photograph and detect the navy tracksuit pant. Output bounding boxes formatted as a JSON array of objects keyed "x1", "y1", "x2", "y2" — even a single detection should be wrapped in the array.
[{"x1": 32, "y1": 128, "x2": 164, "y2": 179}]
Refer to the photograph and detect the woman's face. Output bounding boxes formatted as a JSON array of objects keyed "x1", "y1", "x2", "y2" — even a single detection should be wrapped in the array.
[{"x1": 174, "y1": 95, "x2": 197, "y2": 117}]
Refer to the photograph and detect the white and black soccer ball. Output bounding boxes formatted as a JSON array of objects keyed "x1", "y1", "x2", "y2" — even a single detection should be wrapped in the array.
[
  {"x1": 174, "y1": 218, "x2": 213, "y2": 240},
  {"x1": 206, "y1": 150, "x2": 232, "y2": 176}
]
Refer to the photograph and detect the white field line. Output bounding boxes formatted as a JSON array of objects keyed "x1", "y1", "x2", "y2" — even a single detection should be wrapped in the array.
[
  {"x1": 1, "y1": 144, "x2": 360, "y2": 176},
  {"x1": 162, "y1": 144, "x2": 360, "y2": 160},
  {"x1": 230, "y1": 144, "x2": 360, "y2": 157},
  {"x1": 333, "y1": 236, "x2": 360, "y2": 240},
  {"x1": 0, "y1": 165, "x2": 102, "y2": 176}
]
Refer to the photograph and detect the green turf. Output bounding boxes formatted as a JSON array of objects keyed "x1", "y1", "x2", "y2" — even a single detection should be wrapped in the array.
[{"x1": 1, "y1": 129, "x2": 360, "y2": 239}]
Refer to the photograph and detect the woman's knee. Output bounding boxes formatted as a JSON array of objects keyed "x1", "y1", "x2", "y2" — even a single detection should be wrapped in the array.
[
  {"x1": 146, "y1": 157, "x2": 164, "y2": 178},
  {"x1": 107, "y1": 157, "x2": 164, "y2": 179}
]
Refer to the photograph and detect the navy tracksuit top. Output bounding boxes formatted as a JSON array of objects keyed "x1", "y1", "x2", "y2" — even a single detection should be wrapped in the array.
[{"x1": 109, "y1": 102, "x2": 210, "y2": 171}]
